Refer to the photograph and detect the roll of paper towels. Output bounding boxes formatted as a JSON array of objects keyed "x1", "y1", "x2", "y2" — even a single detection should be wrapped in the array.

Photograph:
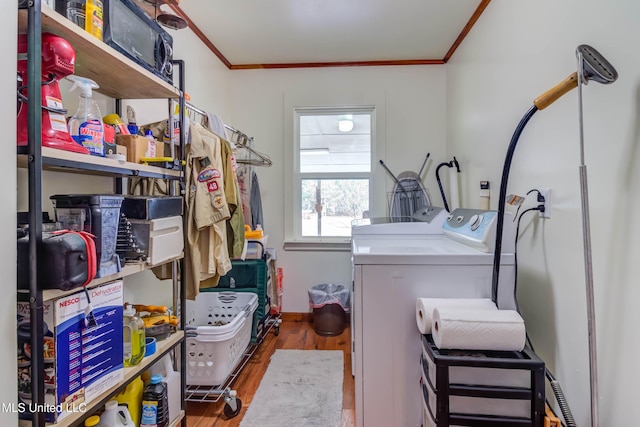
[
  {"x1": 415, "y1": 298, "x2": 497, "y2": 334},
  {"x1": 432, "y1": 308, "x2": 526, "y2": 351}
]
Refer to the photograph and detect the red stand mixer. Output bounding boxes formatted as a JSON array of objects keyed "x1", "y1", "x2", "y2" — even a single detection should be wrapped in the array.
[{"x1": 17, "y1": 33, "x2": 89, "y2": 154}]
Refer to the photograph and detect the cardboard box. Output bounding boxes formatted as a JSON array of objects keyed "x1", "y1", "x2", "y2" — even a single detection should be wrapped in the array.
[
  {"x1": 17, "y1": 281, "x2": 124, "y2": 423},
  {"x1": 116, "y1": 144, "x2": 127, "y2": 157},
  {"x1": 116, "y1": 136, "x2": 168, "y2": 163},
  {"x1": 116, "y1": 135, "x2": 148, "y2": 163}
]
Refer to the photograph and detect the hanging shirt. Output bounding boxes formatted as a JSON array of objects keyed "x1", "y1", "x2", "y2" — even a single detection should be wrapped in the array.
[{"x1": 184, "y1": 122, "x2": 231, "y2": 299}]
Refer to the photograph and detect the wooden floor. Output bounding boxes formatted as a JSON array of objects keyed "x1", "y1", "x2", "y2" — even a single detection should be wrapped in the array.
[{"x1": 185, "y1": 317, "x2": 355, "y2": 426}]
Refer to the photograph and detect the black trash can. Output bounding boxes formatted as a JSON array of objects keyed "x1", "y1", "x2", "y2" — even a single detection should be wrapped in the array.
[{"x1": 308, "y1": 283, "x2": 350, "y2": 336}]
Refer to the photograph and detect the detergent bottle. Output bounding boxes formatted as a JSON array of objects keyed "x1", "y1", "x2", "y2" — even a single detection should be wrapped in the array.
[
  {"x1": 100, "y1": 400, "x2": 134, "y2": 427},
  {"x1": 123, "y1": 304, "x2": 145, "y2": 366},
  {"x1": 67, "y1": 75, "x2": 105, "y2": 156},
  {"x1": 115, "y1": 376, "x2": 143, "y2": 426}
]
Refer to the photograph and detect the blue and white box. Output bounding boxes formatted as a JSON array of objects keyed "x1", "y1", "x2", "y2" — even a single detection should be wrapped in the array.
[{"x1": 17, "y1": 281, "x2": 124, "y2": 423}]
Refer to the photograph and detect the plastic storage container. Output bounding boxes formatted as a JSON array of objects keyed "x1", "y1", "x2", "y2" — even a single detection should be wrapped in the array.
[
  {"x1": 185, "y1": 291, "x2": 258, "y2": 386},
  {"x1": 309, "y1": 283, "x2": 350, "y2": 336},
  {"x1": 420, "y1": 334, "x2": 545, "y2": 426},
  {"x1": 140, "y1": 374, "x2": 168, "y2": 427},
  {"x1": 50, "y1": 194, "x2": 124, "y2": 277}
]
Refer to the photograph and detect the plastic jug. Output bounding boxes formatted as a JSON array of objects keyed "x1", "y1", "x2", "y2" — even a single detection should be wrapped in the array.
[
  {"x1": 101, "y1": 400, "x2": 134, "y2": 427},
  {"x1": 140, "y1": 374, "x2": 168, "y2": 427},
  {"x1": 147, "y1": 355, "x2": 180, "y2": 424},
  {"x1": 115, "y1": 376, "x2": 143, "y2": 426}
]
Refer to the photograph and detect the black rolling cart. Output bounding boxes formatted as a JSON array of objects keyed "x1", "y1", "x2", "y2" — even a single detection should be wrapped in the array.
[{"x1": 420, "y1": 334, "x2": 545, "y2": 427}]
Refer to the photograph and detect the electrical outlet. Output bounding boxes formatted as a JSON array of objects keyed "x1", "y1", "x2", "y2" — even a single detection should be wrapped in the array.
[{"x1": 539, "y1": 189, "x2": 551, "y2": 219}]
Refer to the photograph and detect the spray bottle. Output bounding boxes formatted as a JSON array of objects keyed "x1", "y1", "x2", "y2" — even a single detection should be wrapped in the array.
[{"x1": 67, "y1": 75, "x2": 105, "y2": 156}]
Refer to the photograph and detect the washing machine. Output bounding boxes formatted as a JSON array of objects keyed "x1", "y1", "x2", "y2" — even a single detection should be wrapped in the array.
[{"x1": 351, "y1": 207, "x2": 516, "y2": 427}]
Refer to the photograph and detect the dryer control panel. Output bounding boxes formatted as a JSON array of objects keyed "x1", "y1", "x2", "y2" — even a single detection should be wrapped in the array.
[
  {"x1": 442, "y1": 208, "x2": 510, "y2": 253},
  {"x1": 411, "y1": 206, "x2": 446, "y2": 223}
]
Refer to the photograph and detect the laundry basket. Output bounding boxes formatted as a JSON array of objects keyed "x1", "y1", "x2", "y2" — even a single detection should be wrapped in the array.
[{"x1": 185, "y1": 291, "x2": 258, "y2": 386}]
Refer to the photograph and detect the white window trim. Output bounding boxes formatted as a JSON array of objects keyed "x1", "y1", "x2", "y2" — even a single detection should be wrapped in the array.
[{"x1": 284, "y1": 106, "x2": 377, "y2": 250}]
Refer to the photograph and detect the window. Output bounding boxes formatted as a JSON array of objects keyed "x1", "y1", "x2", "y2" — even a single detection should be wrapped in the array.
[{"x1": 293, "y1": 107, "x2": 374, "y2": 243}]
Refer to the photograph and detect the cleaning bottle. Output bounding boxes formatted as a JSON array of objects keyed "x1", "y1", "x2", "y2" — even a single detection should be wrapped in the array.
[
  {"x1": 67, "y1": 75, "x2": 105, "y2": 156},
  {"x1": 101, "y1": 400, "x2": 134, "y2": 427},
  {"x1": 141, "y1": 374, "x2": 169, "y2": 427},
  {"x1": 123, "y1": 304, "x2": 145, "y2": 366},
  {"x1": 144, "y1": 129, "x2": 156, "y2": 158},
  {"x1": 115, "y1": 376, "x2": 143, "y2": 426}
]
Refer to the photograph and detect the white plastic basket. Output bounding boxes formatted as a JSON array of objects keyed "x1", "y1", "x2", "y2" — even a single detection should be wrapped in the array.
[{"x1": 185, "y1": 291, "x2": 258, "y2": 386}]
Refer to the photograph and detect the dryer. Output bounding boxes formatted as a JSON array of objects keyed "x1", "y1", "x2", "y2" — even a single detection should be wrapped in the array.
[{"x1": 351, "y1": 208, "x2": 516, "y2": 427}]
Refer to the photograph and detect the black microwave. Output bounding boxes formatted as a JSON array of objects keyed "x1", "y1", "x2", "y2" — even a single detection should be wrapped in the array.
[{"x1": 102, "y1": 0, "x2": 173, "y2": 84}]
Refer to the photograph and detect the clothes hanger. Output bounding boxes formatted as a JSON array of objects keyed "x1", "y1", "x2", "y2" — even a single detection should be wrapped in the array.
[{"x1": 235, "y1": 135, "x2": 272, "y2": 167}]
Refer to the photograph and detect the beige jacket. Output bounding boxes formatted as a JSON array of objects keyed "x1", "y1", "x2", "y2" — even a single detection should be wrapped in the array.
[{"x1": 185, "y1": 122, "x2": 231, "y2": 299}]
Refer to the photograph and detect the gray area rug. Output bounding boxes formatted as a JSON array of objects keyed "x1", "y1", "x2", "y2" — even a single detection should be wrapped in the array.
[{"x1": 240, "y1": 349, "x2": 344, "y2": 427}]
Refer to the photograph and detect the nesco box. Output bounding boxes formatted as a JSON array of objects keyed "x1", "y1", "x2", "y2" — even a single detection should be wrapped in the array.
[
  {"x1": 17, "y1": 281, "x2": 124, "y2": 423},
  {"x1": 121, "y1": 196, "x2": 183, "y2": 220}
]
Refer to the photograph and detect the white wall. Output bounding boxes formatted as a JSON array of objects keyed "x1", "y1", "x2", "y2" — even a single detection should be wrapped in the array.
[
  {"x1": 3, "y1": 6, "x2": 18, "y2": 426},
  {"x1": 446, "y1": 0, "x2": 640, "y2": 424},
  {"x1": 229, "y1": 66, "x2": 448, "y2": 311}
]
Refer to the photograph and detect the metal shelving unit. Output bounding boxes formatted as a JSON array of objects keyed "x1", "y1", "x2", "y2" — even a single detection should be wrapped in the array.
[{"x1": 18, "y1": 2, "x2": 187, "y2": 426}]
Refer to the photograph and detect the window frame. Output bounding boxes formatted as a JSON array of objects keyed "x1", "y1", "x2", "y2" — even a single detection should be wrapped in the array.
[{"x1": 286, "y1": 106, "x2": 376, "y2": 249}]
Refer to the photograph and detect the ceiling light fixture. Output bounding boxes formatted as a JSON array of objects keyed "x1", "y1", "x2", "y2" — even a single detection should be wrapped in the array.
[{"x1": 338, "y1": 115, "x2": 354, "y2": 132}]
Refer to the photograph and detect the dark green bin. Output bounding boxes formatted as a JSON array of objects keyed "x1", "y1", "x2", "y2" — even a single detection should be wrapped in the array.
[{"x1": 203, "y1": 259, "x2": 269, "y2": 343}]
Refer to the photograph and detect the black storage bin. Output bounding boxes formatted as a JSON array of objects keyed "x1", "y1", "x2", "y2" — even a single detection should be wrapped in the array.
[
  {"x1": 121, "y1": 196, "x2": 183, "y2": 220},
  {"x1": 420, "y1": 334, "x2": 545, "y2": 427}
]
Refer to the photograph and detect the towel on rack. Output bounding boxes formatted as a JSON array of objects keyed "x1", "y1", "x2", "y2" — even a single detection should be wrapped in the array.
[{"x1": 206, "y1": 112, "x2": 229, "y2": 141}]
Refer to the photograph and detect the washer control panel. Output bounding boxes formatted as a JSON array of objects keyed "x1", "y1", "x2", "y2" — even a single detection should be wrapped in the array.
[{"x1": 442, "y1": 208, "x2": 498, "y2": 252}]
